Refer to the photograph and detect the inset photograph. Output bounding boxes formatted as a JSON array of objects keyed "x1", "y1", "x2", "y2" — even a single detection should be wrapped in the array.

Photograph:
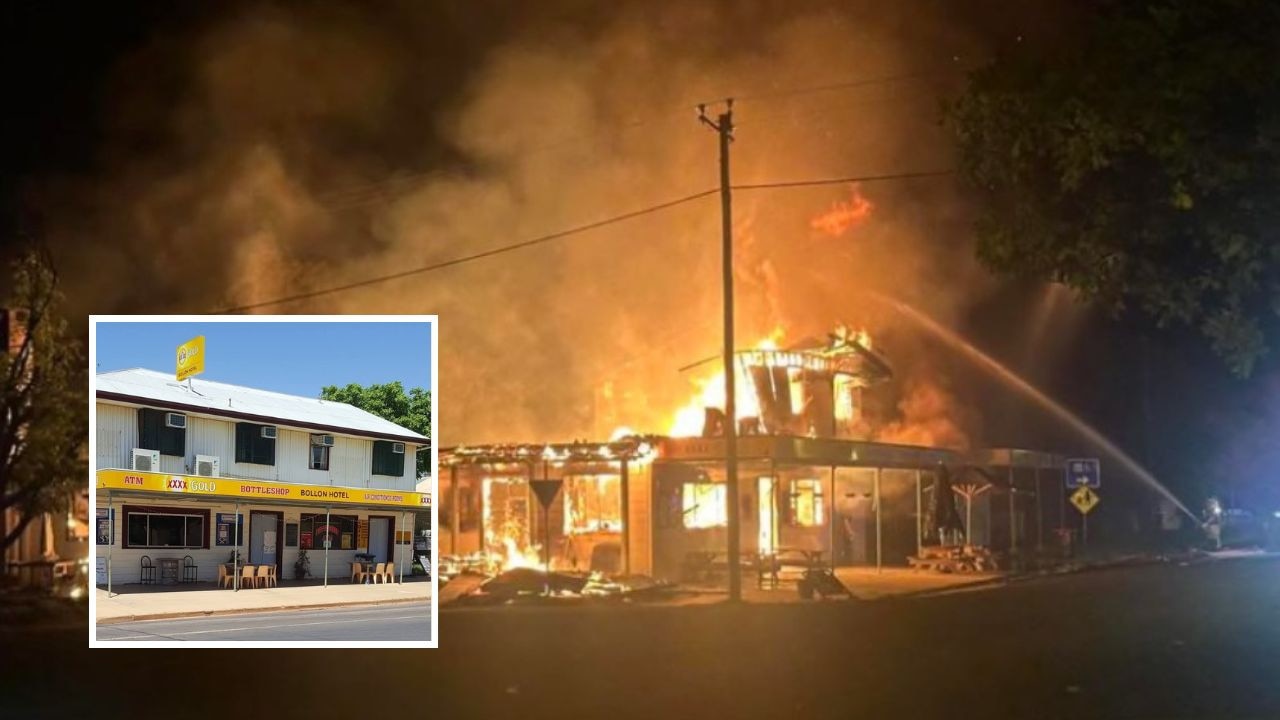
[{"x1": 88, "y1": 316, "x2": 435, "y2": 647}]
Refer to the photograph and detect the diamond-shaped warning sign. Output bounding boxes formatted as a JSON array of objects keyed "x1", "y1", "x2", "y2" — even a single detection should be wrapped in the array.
[{"x1": 1070, "y1": 485, "x2": 1100, "y2": 515}]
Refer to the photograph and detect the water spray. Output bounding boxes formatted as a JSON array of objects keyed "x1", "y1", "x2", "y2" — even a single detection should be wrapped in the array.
[{"x1": 868, "y1": 290, "x2": 1199, "y2": 522}]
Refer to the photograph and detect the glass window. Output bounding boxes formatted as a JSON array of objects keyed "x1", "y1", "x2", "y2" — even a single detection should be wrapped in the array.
[
  {"x1": 298, "y1": 513, "x2": 356, "y2": 550},
  {"x1": 789, "y1": 478, "x2": 825, "y2": 527},
  {"x1": 124, "y1": 509, "x2": 206, "y2": 548},
  {"x1": 682, "y1": 482, "x2": 727, "y2": 529},
  {"x1": 310, "y1": 444, "x2": 330, "y2": 471},
  {"x1": 564, "y1": 475, "x2": 622, "y2": 534}
]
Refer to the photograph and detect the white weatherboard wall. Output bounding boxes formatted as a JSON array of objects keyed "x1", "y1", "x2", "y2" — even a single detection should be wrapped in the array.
[
  {"x1": 95, "y1": 497, "x2": 417, "y2": 585},
  {"x1": 96, "y1": 401, "x2": 418, "y2": 490}
]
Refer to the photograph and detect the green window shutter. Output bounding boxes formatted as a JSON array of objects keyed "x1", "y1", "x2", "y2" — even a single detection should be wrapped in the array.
[
  {"x1": 137, "y1": 409, "x2": 162, "y2": 451},
  {"x1": 372, "y1": 441, "x2": 404, "y2": 477},
  {"x1": 235, "y1": 423, "x2": 253, "y2": 463}
]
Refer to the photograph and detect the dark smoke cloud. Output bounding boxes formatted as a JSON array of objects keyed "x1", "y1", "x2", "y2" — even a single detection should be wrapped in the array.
[{"x1": 37, "y1": 1, "x2": 1045, "y2": 446}]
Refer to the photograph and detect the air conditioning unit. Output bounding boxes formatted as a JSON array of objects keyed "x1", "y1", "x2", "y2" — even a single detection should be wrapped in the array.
[
  {"x1": 260, "y1": 426, "x2": 278, "y2": 440},
  {"x1": 132, "y1": 448, "x2": 160, "y2": 472},
  {"x1": 392, "y1": 442, "x2": 405, "y2": 454},
  {"x1": 311, "y1": 434, "x2": 335, "y2": 447},
  {"x1": 165, "y1": 412, "x2": 187, "y2": 429},
  {"x1": 195, "y1": 455, "x2": 220, "y2": 478}
]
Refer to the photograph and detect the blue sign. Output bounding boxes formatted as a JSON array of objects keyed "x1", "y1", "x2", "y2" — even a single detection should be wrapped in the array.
[{"x1": 1065, "y1": 458, "x2": 1101, "y2": 489}]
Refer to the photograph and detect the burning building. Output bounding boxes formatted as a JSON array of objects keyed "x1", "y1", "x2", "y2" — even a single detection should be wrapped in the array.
[{"x1": 441, "y1": 329, "x2": 1067, "y2": 583}]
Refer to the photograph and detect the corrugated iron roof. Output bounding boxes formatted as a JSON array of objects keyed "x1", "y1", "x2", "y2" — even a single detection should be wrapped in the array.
[{"x1": 96, "y1": 368, "x2": 428, "y2": 443}]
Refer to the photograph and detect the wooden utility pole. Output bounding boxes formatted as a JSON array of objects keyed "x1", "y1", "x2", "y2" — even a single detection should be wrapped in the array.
[{"x1": 699, "y1": 100, "x2": 741, "y2": 601}]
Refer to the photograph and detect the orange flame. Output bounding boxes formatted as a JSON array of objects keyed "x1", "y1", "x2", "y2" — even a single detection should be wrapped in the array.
[{"x1": 810, "y1": 185, "x2": 872, "y2": 236}]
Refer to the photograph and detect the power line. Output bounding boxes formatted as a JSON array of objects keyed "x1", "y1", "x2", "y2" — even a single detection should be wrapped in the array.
[
  {"x1": 732, "y1": 169, "x2": 953, "y2": 191},
  {"x1": 217, "y1": 188, "x2": 719, "y2": 313},
  {"x1": 314, "y1": 68, "x2": 967, "y2": 210},
  {"x1": 218, "y1": 169, "x2": 954, "y2": 313}
]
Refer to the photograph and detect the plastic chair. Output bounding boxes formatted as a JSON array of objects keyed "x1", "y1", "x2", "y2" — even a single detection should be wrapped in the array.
[
  {"x1": 182, "y1": 555, "x2": 198, "y2": 583},
  {"x1": 384, "y1": 562, "x2": 396, "y2": 584},
  {"x1": 373, "y1": 562, "x2": 387, "y2": 584},
  {"x1": 140, "y1": 556, "x2": 156, "y2": 585},
  {"x1": 352, "y1": 562, "x2": 370, "y2": 584},
  {"x1": 239, "y1": 564, "x2": 256, "y2": 589},
  {"x1": 218, "y1": 564, "x2": 235, "y2": 589},
  {"x1": 257, "y1": 564, "x2": 275, "y2": 588}
]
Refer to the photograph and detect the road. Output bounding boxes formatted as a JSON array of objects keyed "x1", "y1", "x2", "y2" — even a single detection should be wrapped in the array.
[
  {"x1": 3, "y1": 556, "x2": 1278, "y2": 718},
  {"x1": 95, "y1": 603, "x2": 432, "y2": 642}
]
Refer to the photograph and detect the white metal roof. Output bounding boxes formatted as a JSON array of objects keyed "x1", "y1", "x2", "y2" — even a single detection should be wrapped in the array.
[{"x1": 96, "y1": 368, "x2": 428, "y2": 443}]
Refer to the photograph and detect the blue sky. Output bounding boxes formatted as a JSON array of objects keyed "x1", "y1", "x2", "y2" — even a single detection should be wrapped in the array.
[{"x1": 94, "y1": 320, "x2": 432, "y2": 397}]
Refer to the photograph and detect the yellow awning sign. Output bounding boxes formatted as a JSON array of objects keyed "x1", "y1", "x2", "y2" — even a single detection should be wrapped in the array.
[
  {"x1": 1070, "y1": 485, "x2": 1100, "y2": 515},
  {"x1": 96, "y1": 469, "x2": 431, "y2": 509},
  {"x1": 176, "y1": 335, "x2": 206, "y2": 381}
]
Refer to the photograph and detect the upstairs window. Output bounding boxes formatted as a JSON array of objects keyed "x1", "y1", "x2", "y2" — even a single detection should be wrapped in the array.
[
  {"x1": 372, "y1": 440, "x2": 405, "y2": 477},
  {"x1": 310, "y1": 444, "x2": 330, "y2": 471},
  {"x1": 137, "y1": 408, "x2": 185, "y2": 457},
  {"x1": 234, "y1": 422, "x2": 277, "y2": 466}
]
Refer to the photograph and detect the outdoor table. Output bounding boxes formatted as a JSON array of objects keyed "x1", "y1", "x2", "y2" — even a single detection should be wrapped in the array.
[
  {"x1": 158, "y1": 558, "x2": 180, "y2": 585},
  {"x1": 225, "y1": 563, "x2": 259, "y2": 588}
]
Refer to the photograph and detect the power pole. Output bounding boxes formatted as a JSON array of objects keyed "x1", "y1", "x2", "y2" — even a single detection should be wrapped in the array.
[{"x1": 699, "y1": 100, "x2": 741, "y2": 602}]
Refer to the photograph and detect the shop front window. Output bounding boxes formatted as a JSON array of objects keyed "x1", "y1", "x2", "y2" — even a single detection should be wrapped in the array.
[
  {"x1": 123, "y1": 507, "x2": 208, "y2": 549},
  {"x1": 682, "y1": 482, "x2": 727, "y2": 529},
  {"x1": 564, "y1": 475, "x2": 622, "y2": 534},
  {"x1": 299, "y1": 513, "x2": 357, "y2": 550},
  {"x1": 788, "y1": 478, "x2": 825, "y2": 527}
]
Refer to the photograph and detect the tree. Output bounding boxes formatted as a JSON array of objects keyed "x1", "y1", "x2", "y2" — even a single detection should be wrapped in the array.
[
  {"x1": 319, "y1": 381, "x2": 431, "y2": 476},
  {"x1": 0, "y1": 249, "x2": 88, "y2": 566},
  {"x1": 946, "y1": 0, "x2": 1280, "y2": 376}
]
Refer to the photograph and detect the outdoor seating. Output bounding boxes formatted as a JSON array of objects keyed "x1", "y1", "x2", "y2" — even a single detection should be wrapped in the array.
[
  {"x1": 373, "y1": 562, "x2": 387, "y2": 583},
  {"x1": 239, "y1": 564, "x2": 256, "y2": 589},
  {"x1": 181, "y1": 555, "x2": 198, "y2": 583},
  {"x1": 381, "y1": 562, "x2": 395, "y2": 583},
  {"x1": 140, "y1": 555, "x2": 157, "y2": 585},
  {"x1": 218, "y1": 563, "x2": 235, "y2": 589},
  {"x1": 257, "y1": 564, "x2": 276, "y2": 588},
  {"x1": 352, "y1": 562, "x2": 371, "y2": 584}
]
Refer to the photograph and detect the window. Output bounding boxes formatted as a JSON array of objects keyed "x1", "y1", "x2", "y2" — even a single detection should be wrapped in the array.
[
  {"x1": 122, "y1": 506, "x2": 209, "y2": 549},
  {"x1": 682, "y1": 482, "x2": 727, "y2": 529},
  {"x1": 235, "y1": 422, "x2": 277, "y2": 465},
  {"x1": 137, "y1": 408, "x2": 185, "y2": 457},
  {"x1": 788, "y1": 479, "x2": 825, "y2": 527},
  {"x1": 563, "y1": 475, "x2": 622, "y2": 534},
  {"x1": 372, "y1": 440, "x2": 405, "y2": 477},
  {"x1": 310, "y1": 444, "x2": 330, "y2": 471},
  {"x1": 298, "y1": 513, "x2": 357, "y2": 550}
]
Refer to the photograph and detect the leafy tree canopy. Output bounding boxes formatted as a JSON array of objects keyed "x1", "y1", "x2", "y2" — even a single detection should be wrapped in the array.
[
  {"x1": 1, "y1": 249, "x2": 88, "y2": 554},
  {"x1": 319, "y1": 381, "x2": 431, "y2": 475},
  {"x1": 946, "y1": 0, "x2": 1280, "y2": 376}
]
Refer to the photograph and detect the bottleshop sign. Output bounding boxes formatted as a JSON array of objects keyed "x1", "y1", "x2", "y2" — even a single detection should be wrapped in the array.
[{"x1": 97, "y1": 469, "x2": 431, "y2": 509}]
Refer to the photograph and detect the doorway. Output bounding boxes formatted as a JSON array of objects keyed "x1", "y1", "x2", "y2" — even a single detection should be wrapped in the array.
[
  {"x1": 249, "y1": 511, "x2": 283, "y2": 573},
  {"x1": 367, "y1": 516, "x2": 393, "y2": 563},
  {"x1": 757, "y1": 477, "x2": 778, "y2": 555}
]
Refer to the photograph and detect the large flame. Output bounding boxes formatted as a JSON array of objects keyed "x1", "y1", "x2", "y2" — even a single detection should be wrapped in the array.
[{"x1": 668, "y1": 329, "x2": 784, "y2": 437}]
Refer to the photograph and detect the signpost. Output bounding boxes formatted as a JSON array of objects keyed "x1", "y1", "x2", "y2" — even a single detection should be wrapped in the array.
[
  {"x1": 1064, "y1": 458, "x2": 1101, "y2": 489},
  {"x1": 1070, "y1": 485, "x2": 1100, "y2": 544},
  {"x1": 529, "y1": 478, "x2": 564, "y2": 593},
  {"x1": 175, "y1": 335, "x2": 205, "y2": 382}
]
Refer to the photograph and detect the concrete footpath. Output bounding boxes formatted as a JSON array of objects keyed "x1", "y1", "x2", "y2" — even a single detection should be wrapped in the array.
[{"x1": 96, "y1": 581, "x2": 432, "y2": 624}]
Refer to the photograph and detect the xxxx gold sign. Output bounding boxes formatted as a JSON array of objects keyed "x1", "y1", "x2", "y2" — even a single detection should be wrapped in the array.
[
  {"x1": 96, "y1": 469, "x2": 431, "y2": 509},
  {"x1": 175, "y1": 335, "x2": 206, "y2": 382}
]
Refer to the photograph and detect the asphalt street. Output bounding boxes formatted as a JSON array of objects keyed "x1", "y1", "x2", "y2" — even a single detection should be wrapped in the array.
[
  {"x1": 3, "y1": 556, "x2": 1278, "y2": 719},
  {"x1": 95, "y1": 602, "x2": 432, "y2": 642}
]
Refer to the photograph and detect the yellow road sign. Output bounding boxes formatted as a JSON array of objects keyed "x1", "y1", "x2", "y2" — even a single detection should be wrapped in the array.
[
  {"x1": 176, "y1": 335, "x2": 205, "y2": 381},
  {"x1": 1071, "y1": 485, "x2": 1100, "y2": 515}
]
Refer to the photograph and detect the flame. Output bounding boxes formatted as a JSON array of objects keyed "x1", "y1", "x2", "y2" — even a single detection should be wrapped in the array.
[
  {"x1": 609, "y1": 426, "x2": 637, "y2": 441},
  {"x1": 810, "y1": 185, "x2": 872, "y2": 236},
  {"x1": 668, "y1": 329, "x2": 783, "y2": 437},
  {"x1": 481, "y1": 477, "x2": 543, "y2": 573}
]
